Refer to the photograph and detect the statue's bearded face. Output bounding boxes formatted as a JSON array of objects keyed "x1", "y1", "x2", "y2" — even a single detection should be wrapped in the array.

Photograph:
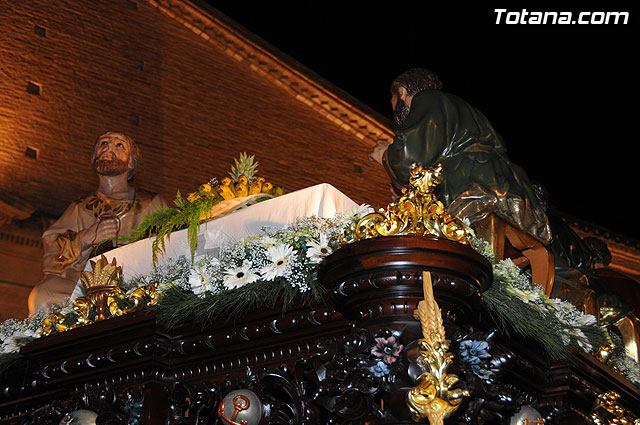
[
  {"x1": 391, "y1": 87, "x2": 411, "y2": 126},
  {"x1": 92, "y1": 134, "x2": 132, "y2": 176}
]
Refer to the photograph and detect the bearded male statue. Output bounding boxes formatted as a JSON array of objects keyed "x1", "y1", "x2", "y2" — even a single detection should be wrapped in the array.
[
  {"x1": 372, "y1": 68, "x2": 554, "y2": 290},
  {"x1": 372, "y1": 68, "x2": 551, "y2": 243},
  {"x1": 28, "y1": 131, "x2": 166, "y2": 312}
]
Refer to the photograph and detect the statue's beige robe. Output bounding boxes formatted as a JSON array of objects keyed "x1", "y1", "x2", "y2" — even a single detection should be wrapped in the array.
[{"x1": 29, "y1": 189, "x2": 166, "y2": 312}]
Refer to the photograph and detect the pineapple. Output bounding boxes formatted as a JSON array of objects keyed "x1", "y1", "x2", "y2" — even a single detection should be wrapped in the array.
[{"x1": 229, "y1": 152, "x2": 259, "y2": 183}]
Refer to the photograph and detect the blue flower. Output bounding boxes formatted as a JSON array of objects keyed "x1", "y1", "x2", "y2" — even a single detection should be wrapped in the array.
[
  {"x1": 369, "y1": 360, "x2": 390, "y2": 377},
  {"x1": 459, "y1": 340, "x2": 491, "y2": 366}
]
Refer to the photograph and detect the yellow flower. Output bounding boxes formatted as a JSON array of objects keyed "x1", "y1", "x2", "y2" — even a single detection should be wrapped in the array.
[
  {"x1": 187, "y1": 192, "x2": 200, "y2": 202},
  {"x1": 199, "y1": 183, "x2": 212, "y2": 193}
]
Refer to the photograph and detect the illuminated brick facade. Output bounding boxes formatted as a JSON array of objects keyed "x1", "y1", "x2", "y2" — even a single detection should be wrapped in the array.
[
  {"x1": 0, "y1": 0, "x2": 394, "y2": 318},
  {"x1": 1, "y1": 0, "x2": 638, "y2": 320}
]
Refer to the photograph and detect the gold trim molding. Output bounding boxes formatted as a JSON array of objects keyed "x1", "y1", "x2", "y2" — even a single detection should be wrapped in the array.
[
  {"x1": 590, "y1": 391, "x2": 639, "y2": 425},
  {"x1": 352, "y1": 163, "x2": 473, "y2": 245},
  {"x1": 41, "y1": 256, "x2": 159, "y2": 336}
]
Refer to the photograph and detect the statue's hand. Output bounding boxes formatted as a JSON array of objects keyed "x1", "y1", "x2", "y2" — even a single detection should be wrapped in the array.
[
  {"x1": 82, "y1": 218, "x2": 119, "y2": 246},
  {"x1": 369, "y1": 140, "x2": 389, "y2": 164}
]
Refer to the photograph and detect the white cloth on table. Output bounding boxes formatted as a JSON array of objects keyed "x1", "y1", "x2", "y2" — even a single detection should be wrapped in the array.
[{"x1": 72, "y1": 184, "x2": 357, "y2": 298}]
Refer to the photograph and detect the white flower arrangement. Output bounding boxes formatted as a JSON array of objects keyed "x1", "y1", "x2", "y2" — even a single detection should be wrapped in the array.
[
  {"x1": 491, "y1": 258, "x2": 600, "y2": 354},
  {"x1": 0, "y1": 207, "x2": 372, "y2": 366},
  {"x1": 0, "y1": 309, "x2": 47, "y2": 355},
  {"x1": 2, "y1": 205, "x2": 639, "y2": 392},
  {"x1": 150, "y1": 205, "x2": 374, "y2": 299}
]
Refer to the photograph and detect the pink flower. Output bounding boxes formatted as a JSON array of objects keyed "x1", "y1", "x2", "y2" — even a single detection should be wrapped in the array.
[{"x1": 371, "y1": 336, "x2": 403, "y2": 364}]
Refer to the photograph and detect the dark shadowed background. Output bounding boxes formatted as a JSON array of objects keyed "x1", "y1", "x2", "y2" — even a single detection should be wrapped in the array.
[{"x1": 212, "y1": 3, "x2": 637, "y2": 238}]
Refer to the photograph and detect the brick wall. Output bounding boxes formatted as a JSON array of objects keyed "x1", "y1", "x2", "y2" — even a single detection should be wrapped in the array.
[
  {"x1": 0, "y1": 0, "x2": 393, "y2": 317},
  {"x1": 0, "y1": 0, "x2": 392, "y2": 216}
]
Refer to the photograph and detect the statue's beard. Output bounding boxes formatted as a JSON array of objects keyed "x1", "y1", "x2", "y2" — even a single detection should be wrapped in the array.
[
  {"x1": 93, "y1": 158, "x2": 129, "y2": 176},
  {"x1": 393, "y1": 100, "x2": 410, "y2": 126}
]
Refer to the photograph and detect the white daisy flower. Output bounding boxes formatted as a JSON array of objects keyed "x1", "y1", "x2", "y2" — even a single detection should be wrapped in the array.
[
  {"x1": 223, "y1": 261, "x2": 259, "y2": 289},
  {"x1": 261, "y1": 244, "x2": 295, "y2": 280},
  {"x1": 306, "y1": 233, "x2": 333, "y2": 263}
]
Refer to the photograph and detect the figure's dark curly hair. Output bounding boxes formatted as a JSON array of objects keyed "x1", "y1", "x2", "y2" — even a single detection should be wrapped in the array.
[{"x1": 391, "y1": 68, "x2": 443, "y2": 95}]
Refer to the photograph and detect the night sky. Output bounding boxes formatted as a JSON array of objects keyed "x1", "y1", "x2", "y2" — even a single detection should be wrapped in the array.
[{"x1": 212, "y1": 3, "x2": 638, "y2": 239}]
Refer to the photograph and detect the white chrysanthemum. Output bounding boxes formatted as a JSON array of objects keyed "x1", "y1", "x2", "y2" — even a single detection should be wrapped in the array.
[
  {"x1": 223, "y1": 261, "x2": 259, "y2": 289},
  {"x1": 494, "y1": 258, "x2": 531, "y2": 289},
  {"x1": 345, "y1": 204, "x2": 375, "y2": 219},
  {"x1": 512, "y1": 287, "x2": 542, "y2": 304},
  {"x1": 306, "y1": 233, "x2": 332, "y2": 263},
  {"x1": 566, "y1": 312, "x2": 598, "y2": 328},
  {"x1": 570, "y1": 328, "x2": 593, "y2": 352},
  {"x1": 188, "y1": 267, "x2": 212, "y2": 296},
  {"x1": 261, "y1": 244, "x2": 295, "y2": 280},
  {"x1": 549, "y1": 297, "x2": 576, "y2": 312},
  {"x1": 1, "y1": 327, "x2": 38, "y2": 354},
  {"x1": 1, "y1": 335, "x2": 20, "y2": 354},
  {"x1": 259, "y1": 236, "x2": 278, "y2": 248}
]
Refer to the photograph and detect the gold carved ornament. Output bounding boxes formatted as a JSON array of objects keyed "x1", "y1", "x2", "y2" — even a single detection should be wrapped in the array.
[
  {"x1": 591, "y1": 391, "x2": 639, "y2": 425},
  {"x1": 41, "y1": 256, "x2": 160, "y2": 336},
  {"x1": 407, "y1": 271, "x2": 469, "y2": 424},
  {"x1": 353, "y1": 163, "x2": 473, "y2": 245}
]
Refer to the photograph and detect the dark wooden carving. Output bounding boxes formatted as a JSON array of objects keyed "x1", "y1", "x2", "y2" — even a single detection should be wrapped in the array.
[
  {"x1": 1, "y1": 236, "x2": 638, "y2": 424},
  {"x1": 319, "y1": 235, "x2": 493, "y2": 326}
]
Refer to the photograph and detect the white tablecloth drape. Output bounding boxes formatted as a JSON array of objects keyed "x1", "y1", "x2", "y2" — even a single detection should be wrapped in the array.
[{"x1": 72, "y1": 184, "x2": 357, "y2": 297}]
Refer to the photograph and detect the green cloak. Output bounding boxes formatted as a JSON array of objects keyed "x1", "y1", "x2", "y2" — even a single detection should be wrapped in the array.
[{"x1": 383, "y1": 89, "x2": 551, "y2": 243}]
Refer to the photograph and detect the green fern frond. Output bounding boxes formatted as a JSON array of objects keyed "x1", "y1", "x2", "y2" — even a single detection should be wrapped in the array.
[
  {"x1": 124, "y1": 193, "x2": 223, "y2": 264},
  {"x1": 126, "y1": 153, "x2": 260, "y2": 265}
]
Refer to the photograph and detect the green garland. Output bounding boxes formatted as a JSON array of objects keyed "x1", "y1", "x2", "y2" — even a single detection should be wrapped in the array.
[
  {"x1": 481, "y1": 257, "x2": 608, "y2": 361},
  {"x1": 124, "y1": 210, "x2": 369, "y2": 329},
  {"x1": 0, "y1": 216, "x2": 636, "y2": 387},
  {"x1": 130, "y1": 252, "x2": 327, "y2": 330},
  {"x1": 151, "y1": 273, "x2": 325, "y2": 330}
]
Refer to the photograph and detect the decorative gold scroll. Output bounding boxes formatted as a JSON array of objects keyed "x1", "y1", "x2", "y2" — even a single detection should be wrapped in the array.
[
  {"x1": 591, "y1": 391, "x2": 639, "y2": 425},
  {"x1": 354, "y1": 163, "x2": 473, "y2": 245},
  {"x1": 41, "y1": 256, "x2": 159, "y2": 336},
  {"x1": 407, "y1": 271, "x2": 469, "y2": 424}
]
